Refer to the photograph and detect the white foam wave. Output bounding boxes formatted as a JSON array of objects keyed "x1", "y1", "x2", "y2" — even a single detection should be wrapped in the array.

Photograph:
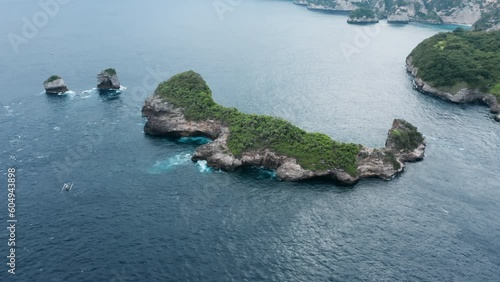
[
  {"x1": 82, "y1": 88, "x2": 98, "y2": 95},
  {"x1": 147, "y1": 153, "x2": 192, "y2": 174},
  {"x1": 3, "y1": 105, "x2": 13, "y2": 116},
  {"x1": 196, "y1": 160, "x2": 213, "y2": 173}
]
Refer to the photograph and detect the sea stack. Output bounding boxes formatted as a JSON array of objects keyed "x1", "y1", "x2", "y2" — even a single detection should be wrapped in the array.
[
  {"x1": 43, "y1": 75, "x2": 69, "y2": 94},
  {"x1": 97, "y1": 68, "x2": 121, "y2": 91}
]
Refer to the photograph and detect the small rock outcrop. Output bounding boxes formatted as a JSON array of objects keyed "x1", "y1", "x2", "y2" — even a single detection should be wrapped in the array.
[
  {"x1": 406, "y1": 56, "x2": 500, "y2": 117},
  {"x1": 388, "y1": 13, "x2": 409, "y2": 24},
  {"x1": 347, "y1": 17, "x2": 380, "y2": 24},
  {"x1": 347, "y1": 8, "x2": 379, "y2": 24},
  {"x1": 142, "y1": 82, "x2": 426, "y2": 185},
  {"x1": 43, "y1": 75, "x2": 68, "y2": 94},
  {"x1": 97, "y1": 68, "x2": 120, "y2": 90},
  {"x1": 293, "y1": 0, "x2": 308, "y2": 6}
]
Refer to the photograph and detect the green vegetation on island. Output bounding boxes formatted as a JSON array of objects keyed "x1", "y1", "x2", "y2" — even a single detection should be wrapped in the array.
[
  {"x1": 388, "y1": 120, "x2": 424, "y2": 151},
  {"x1": 349, "y1": 8, "x2": 376, "y2": 19},
  {"x1": 156, "y1": 71, "x2": 361, "y2": 175},
  {"x1": 103, "y1": 68, "x2": 117, "y2": 75},
  {"x1": 410, "y1": 29, "x2": 500, "y2": 101},
  {"x1": 384, "y1": 151, "x2": 401, "y2": 170},
  {"x1": 45, "y1": 75, "x2": 61, "y2": 83}
]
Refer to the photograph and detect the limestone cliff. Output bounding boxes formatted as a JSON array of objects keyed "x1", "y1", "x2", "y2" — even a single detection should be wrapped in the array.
[{"x1": 473, "y1": 7, "x2": 500, "y2": 31}]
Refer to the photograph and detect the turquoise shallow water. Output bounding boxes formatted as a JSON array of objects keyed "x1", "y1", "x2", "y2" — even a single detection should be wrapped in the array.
[{"x1": 1, "y1": 0, "x2": 499, "y2": 281}]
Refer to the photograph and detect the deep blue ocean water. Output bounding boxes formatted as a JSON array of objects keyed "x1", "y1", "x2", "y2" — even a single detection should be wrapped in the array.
[{"x1": 1, "y1": 0, "x2": 499, "y2": 281}]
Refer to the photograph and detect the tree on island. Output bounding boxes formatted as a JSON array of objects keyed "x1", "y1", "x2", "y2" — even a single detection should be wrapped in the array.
[
  {"x1": 410, "y1": 30, "x2": 500, "y2": 101},
  {"x1": 349, "y1": 8, "x2": 377, "y2": 19}
]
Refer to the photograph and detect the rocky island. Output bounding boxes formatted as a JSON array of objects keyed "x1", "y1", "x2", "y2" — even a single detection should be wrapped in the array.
[
  {"x1": 43, "y1": 75, "x2": 68, "y2": 94},
  {"x1": 97, "y1": 68, "x2": 121, "y2": 91},
  {"x1": 347, "y1": 8, "x2": 379, "y2": 24},
  {"x1": 407, "y1": 29, "x2": 500, "y2": 121},
  {"x1": 142, "y1": 71, "x2": 426, "y2": 185}
]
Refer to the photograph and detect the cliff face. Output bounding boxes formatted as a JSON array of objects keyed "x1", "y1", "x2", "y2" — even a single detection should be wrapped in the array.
[
  {"x1": 302, "y1": 0, "x2": 497, "y2": 25},
  {"x1": 473, "y1": 7, "x2": 500, "y2": 31},
  {"x1": 142, "y1": 93, "x2": 426, "y2": 185}
]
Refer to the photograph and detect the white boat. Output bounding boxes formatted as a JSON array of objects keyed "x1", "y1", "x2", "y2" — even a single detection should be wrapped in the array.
[{"x1": 62, "y1": 183, "x2": 73, "y2": 192}]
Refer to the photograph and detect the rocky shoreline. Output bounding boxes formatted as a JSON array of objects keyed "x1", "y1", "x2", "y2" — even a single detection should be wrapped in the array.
[
  {"x1": 293, "y1": 0, "x2": 308, "y2": 6},
  {"x1": 306, "y1": 4, "x2": 342, "y2": 12},
  {"x1": 347, "y1": 17, "x2": 379, "y2": 24},
  {"x1": 406, "y1": 56, "x2": 500, "y2": 121},
  {"x1": 142, "y1": 93, "x2": 426, "y2": 185}
]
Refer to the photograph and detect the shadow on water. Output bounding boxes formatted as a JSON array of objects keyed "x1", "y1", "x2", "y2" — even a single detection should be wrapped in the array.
[
  {"x1": 177, "y1": 136, "x2": 212, "y2": 145},
  {"x1": 45, "y1": 93, "x2": 71, "y2": 112},
  {"x1": 298, "y1": 176, "x2": 358, "y2": 189},
  {"x1": 98, "y1": 89, "x2": 122, "y2": 101},
  {"x1": 386, "y1": 22, "x2": 409, "y2": 28},
  {"x1": 238, "y1": 166, "x2": 277, "y2": 180},
  {"x1": 144, "y1": 132, "x2": 215, "y2": 145},
  {"x1": 144, "y1": 134, "x2": 186, "y2": 145},
  {"x1": 45, "y1": 93, "x2": 70, "y2": 102},
  {"x1": 143, "y1": 134, "x2": 214, "y2": 154},
  {"x1": 307, "y1": 9, "x2": 350, "y2": 16}
]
